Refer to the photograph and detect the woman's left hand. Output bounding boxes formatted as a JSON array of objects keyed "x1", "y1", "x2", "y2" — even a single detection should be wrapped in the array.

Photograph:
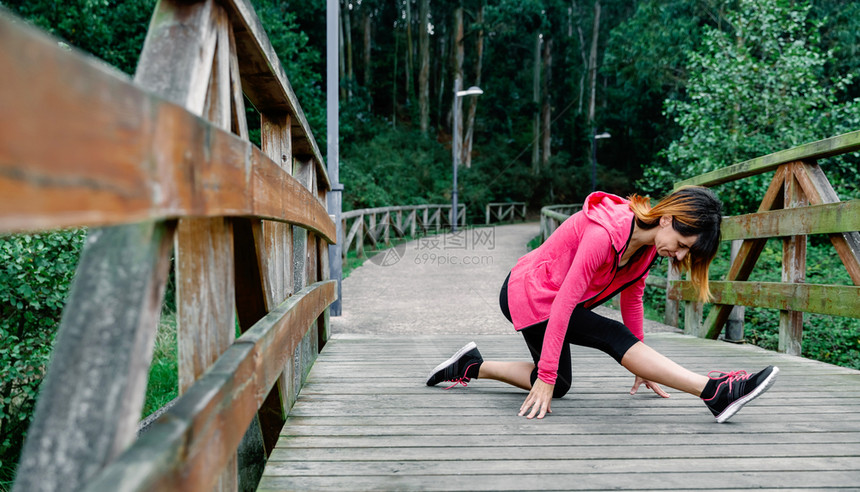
[
  {"x1": 629, "y1": 375, "x2": 670, "y2": 398},
  {"x1": 519, "y1": 378, "x2": 554, "y2": 419}
]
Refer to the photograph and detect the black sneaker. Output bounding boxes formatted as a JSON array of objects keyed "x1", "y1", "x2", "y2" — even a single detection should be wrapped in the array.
[
  {"x1": 702, "y1": 366, "x2": 779, "y2": 423},
  {"x1": 426, "y1": 342, "x2": 483, "y2": 388}
]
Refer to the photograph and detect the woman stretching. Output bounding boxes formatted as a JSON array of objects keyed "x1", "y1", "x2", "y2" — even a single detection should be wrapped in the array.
[{"x1": 426, "y1": 187, "x2": 778, "y2": 423}]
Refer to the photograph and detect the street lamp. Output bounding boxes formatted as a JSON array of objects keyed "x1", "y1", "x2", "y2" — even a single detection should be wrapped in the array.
[
  {"x1": 591, "y1": 131, "x2": 611, "y2": 193},
  {"x1": 451, "y1": 84, "x2": 483, "y2": 231}
]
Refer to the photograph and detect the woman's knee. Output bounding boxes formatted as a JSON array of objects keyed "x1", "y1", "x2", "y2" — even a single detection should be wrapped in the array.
[{"x1": 552, "y1": 378, "x2": 572, "y2": 398}]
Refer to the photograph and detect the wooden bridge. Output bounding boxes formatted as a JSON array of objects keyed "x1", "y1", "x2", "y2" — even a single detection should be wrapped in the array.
[
  {"x1": 2, "y1": 1, "x2": 860, "y2": 491},
  {"x1": 257, "y1": 224, "x2": 860, "y2": 491}
]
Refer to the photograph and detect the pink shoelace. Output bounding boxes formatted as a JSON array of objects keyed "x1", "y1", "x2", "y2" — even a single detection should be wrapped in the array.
[
  {"x1": 444, "y1": 362, "x2": 479, "y2": 390},
  {"x1": 703, "y1": 370, "x2": 751, "y2": 401}
]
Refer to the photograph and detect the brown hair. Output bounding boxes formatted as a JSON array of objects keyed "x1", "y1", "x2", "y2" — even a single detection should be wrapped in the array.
[{"x1": 627, "y1": 186, "x2": 722, "y2": 301}]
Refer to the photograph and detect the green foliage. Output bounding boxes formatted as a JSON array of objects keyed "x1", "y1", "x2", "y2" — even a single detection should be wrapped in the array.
[
  {"x1": 0, "y1": 229, "x2": 86, "y2": 470},
  {"x1": 2, "y1": 0, "x2": 156, "y2": 76},
  {"x1": 141, "y1": 311, "x2": 178, "y2": 418},
  {"x1": 341, "y1": 126, "x2": 452, "y2": 210},
  {"x1": 652, "y1": 0, "x2": 860, "y2": 212}
]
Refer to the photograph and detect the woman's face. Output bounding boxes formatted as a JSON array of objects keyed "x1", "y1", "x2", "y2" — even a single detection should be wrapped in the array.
[{"x1": 655, "y1": 215, "x2": 699, "y2": 262}]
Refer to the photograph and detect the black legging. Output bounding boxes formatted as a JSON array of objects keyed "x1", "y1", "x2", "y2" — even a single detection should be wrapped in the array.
[{"x1": 499, "y1": 273, "x2": 640, "y2": 398}]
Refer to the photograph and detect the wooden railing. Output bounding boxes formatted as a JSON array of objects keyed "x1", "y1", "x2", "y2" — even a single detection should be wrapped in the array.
[
  {"x1": 669, "y1": 131, "x2": 860, "y2": 354},
  {"x1": 2, "y1": 2, "x2": 335, "y2": 491},
  {"x1": 539, "y1": 204, "x2": 583, "y2": 241},
  {"x1": 485, "y1": 202, "x2": 526, "y2": 224},
  {"x1": 341, "y1": 204, "x2": 465, "y2": 259}
]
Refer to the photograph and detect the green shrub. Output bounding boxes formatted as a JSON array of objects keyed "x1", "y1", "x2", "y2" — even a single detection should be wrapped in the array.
[{"x1": 0, "y1": 229, "x2": 86, "y2": 475}]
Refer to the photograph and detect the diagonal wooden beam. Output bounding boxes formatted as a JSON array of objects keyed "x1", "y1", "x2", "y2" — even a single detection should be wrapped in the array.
[{"x1": 792, "y1": 161, "x2": 860, "y2": 285}]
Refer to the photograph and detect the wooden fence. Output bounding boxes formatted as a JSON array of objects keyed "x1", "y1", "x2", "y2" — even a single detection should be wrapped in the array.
[
  {"x1": 669, "y1": 131, "x2": 860, "y2": 355},
  {"x1": 341, "y1": 204, "x2": 465, "y2": 259},
  {"x1": 539, "y1": 131, "x2": 860, "y2": 355},
  {"x1": 1, "y1": 2, "x2": 335, "y2": 491},
  {"x1": 485, "y1": 202, "x2": 526, "y2": 224},
  {"x1": 539, "y1": 204, "x2": 583, "y2": 241}
]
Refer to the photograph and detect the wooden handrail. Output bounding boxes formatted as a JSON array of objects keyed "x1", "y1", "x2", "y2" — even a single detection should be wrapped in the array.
[
  {"x1": 720, "y1": 201, "x2": 860, "y2": 241},
  {"x1": 539, "y1": 204, "x2": 582, "y2": 241},
  {"x1": 84, "y1": 281, "x2": 336, "y2": 492},
  {"x1": 341, "y1": 204, "x2": 466, "y2": 259},
  {"x1": 485, "y1": 202, "x2": 526, "y2": 224},
  {"x1": 674, "y1": 130, "x2": 860, "y2": 189},
  {"x1": 669, "y1": 142, "x2": 860, "y2": 355},
  {"x1": 4, "y1": 2, "x2": 335, "y2": 491},
  {"x1": 218, "y1": 0, "x2": 328, "y2": 187},
  {"x1": 0, "y1": 16, "x2": 332, "y2": 240}
]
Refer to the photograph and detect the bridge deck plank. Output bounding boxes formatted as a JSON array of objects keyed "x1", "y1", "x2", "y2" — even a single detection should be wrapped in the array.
[{"x1": 258, "y1": 333, "x2": 860, "y2": 491}]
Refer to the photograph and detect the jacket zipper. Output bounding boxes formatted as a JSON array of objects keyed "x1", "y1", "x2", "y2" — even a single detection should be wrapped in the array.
[
  {"x1": 579, "y1": 219, "x2": 634, "y2": 307},
  {"x1": 586, "y1": 254, "x2": 658, "y2": 309},
  {"x1": 580, "y1": 219, "x2": 657, "y2": 309}
]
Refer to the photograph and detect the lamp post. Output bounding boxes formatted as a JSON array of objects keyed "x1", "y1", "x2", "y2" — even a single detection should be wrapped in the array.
[
  {"x1": 591, "y1": 131, "x2": 611, "y2": 193},
  {"x1": 451, "y1": 83, "x2": 483, "y2": 231}
]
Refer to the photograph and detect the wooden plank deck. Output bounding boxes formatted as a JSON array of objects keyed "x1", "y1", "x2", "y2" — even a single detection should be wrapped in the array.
[{"x1": 258, "y1": 332, "x2": 860, "y2": 491}]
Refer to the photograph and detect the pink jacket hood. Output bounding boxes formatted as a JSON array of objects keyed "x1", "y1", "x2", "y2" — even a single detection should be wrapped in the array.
[
  {"x1": 506, "y1": 192, "x2": 656, "y2": 384},
  {"x1": 581, "y1": 192, "x2": 637, "y2": 252}
]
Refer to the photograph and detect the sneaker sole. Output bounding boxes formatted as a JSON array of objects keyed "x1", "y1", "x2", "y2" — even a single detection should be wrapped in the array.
[
  {"x1": 426, "y1": 341, "x2": 477, "y2": 386},
  {"x1": 715, "y1": 366, "x2": 779, "y2": 423}
]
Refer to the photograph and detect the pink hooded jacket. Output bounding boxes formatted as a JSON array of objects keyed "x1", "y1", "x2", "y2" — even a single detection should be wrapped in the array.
[{"x1": 507, "y1": 192, "x2": 658, "y2": 385}]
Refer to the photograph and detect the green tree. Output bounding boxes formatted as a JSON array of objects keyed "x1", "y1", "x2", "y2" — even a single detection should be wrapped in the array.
[
  {"x1": 1, "y1": 0, "x2": 156, "y2": 76},
  {"x1": 652, "y1": 0, "x2": 860, "y2": 212}
]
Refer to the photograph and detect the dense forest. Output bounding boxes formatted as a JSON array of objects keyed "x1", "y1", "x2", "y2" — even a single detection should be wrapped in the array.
[
  {"x1": 317, "y1": 0, "x2": 860, "y2": 216},
  {"x1": 2, "y1": 0, "x2": 859, "y2": 214},
  {"x1": 3, "y1": 0, "x2": 860, "y2": 487}
]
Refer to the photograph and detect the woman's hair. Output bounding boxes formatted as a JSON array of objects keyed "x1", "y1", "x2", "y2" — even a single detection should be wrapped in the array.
[{"x1": 627, "y1": 186, "x2": 723, "y2": 301}]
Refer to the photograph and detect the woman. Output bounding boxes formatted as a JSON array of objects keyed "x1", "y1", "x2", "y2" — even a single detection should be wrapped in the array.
[{"x1": 426, "y1": 187, "x2": 778, "y2": 423}]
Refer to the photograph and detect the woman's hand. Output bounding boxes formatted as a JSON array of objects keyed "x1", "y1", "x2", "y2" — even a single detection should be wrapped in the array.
[
  {"x1": 519, "y1": 378, "x2": 555, "y2": 419},
  {"x1": 629, "y1": 375, "x2": 670, "y2": 398}
]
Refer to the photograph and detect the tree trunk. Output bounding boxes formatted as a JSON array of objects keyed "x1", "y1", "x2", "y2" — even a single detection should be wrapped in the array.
[
  {"x1": 573, "y1": 0, "x2": 588, "y2": 115},
  {"x1": 405, "y1": 0, "x2": 414, "y2": 103},
  {"x1": 418, "y1": 0, "x2": 430, "y2": 134},
  {"x1": 453, "y1": 6, "x2": 464, "y2": 156},
  {"x1": 342, "y1": 0, "x2": 354, "y2": 99},
  {"x1": 436, "y1": 22, "x2": 448, "y2": 129},
  {"x1": 338, "y1": 1, "x2": 347, "y2": 101},
  {"x1": 541, "y1": 37, "x2": 552, "y2": 168},
  {"x1": 532, "y1": 31, "x2": 541, "y2": 174},
  {"x1": 463, "y1": 4, "x2": 484, "y2": 168},
  {"x1": 393, "y1": 19, "x2": 398, "y2": 127},
  {"x1": 587, "y1": 0, "x2": 601, "y2": 126},
  {"x1": 363, "y1": 9, "x2": 372, "y2": 88}
]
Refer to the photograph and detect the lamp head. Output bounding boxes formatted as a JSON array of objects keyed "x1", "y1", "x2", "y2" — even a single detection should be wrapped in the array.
[{"x1": 456, "y1": 86, "x2": 484, "y2": 97}]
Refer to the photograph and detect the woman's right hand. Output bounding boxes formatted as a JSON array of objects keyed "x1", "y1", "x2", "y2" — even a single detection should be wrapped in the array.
[{"x1": 519, "y1": 378, "x2": 555, "y2": 419}]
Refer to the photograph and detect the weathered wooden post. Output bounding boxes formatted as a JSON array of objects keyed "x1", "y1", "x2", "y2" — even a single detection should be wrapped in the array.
[
  {"x1": 664, "y1": 258, "x2": 680, "y2": 328},
  {"x1": 724, "y1": 240, "x2": 745, "y2": 342},
  {"x1": 780, "y1": 162, "x2": 808, "y2": 355}
]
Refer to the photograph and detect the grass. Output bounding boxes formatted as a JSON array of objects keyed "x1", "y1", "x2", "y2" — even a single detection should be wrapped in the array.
[
  {"x1": 142, "y1": 310, "x2": 178, "y2": 418},
  {"x1": 0, "y1": 463, "x2": 13, "y2": 492}
]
